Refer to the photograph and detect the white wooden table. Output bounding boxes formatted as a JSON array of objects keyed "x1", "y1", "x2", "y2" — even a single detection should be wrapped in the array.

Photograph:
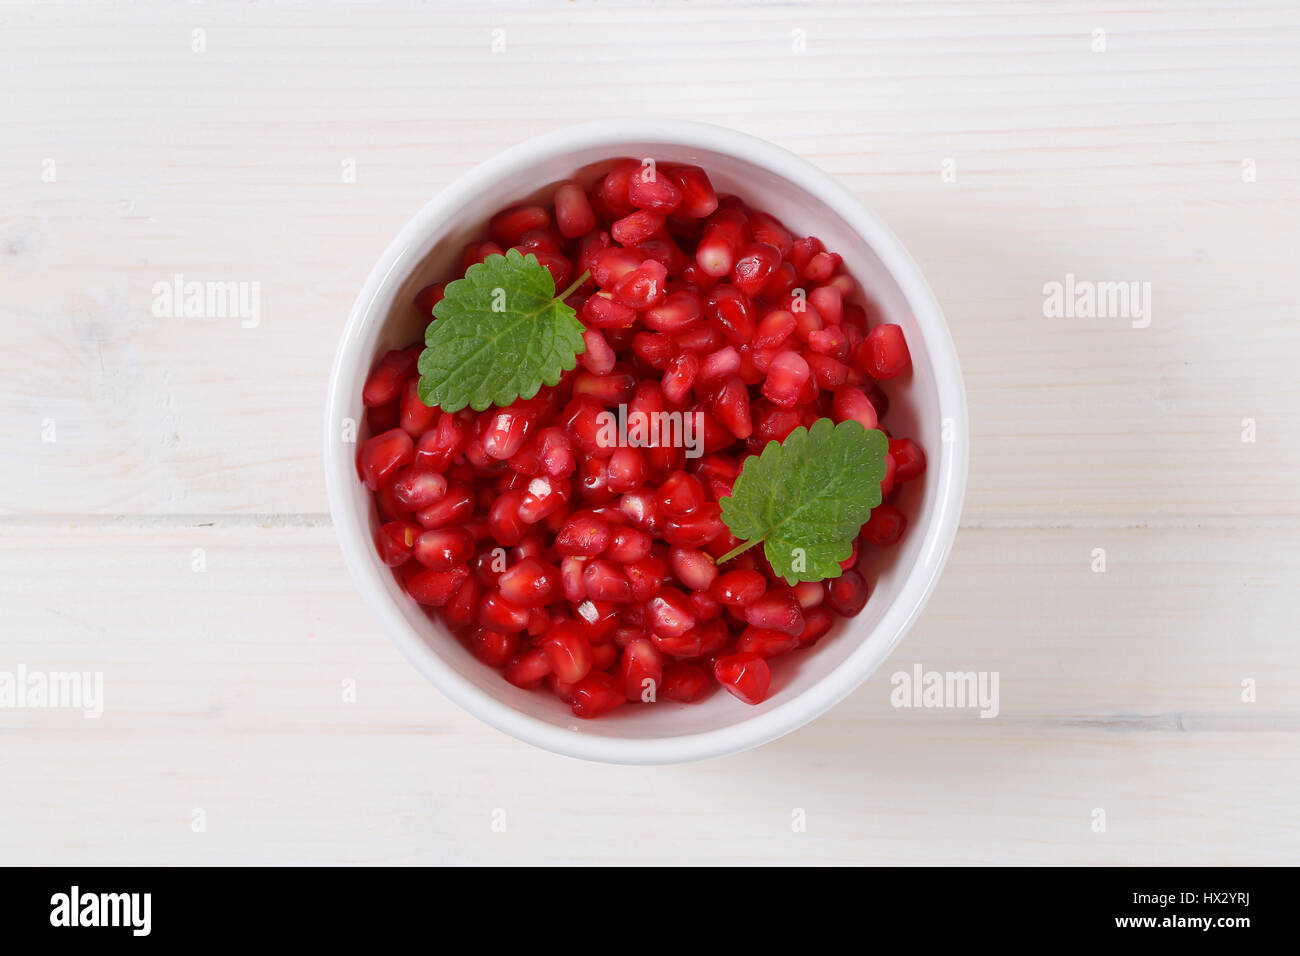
[{"x1": 3, "y1": 1, "x2": 1298, "y2": 865}]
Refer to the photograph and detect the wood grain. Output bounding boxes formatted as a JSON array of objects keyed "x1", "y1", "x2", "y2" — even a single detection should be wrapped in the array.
[{"x1": 1, "y1": 0, "x2": 1298, "y2": 865}]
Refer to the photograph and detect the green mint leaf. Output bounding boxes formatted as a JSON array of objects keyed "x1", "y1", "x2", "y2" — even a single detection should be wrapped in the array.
[
  {"x1": 417, "y1": 248, "x2": 587, "y2": 412},
  {"x1": 718, "y1": 418, "x2": 888, "y2": 584}
]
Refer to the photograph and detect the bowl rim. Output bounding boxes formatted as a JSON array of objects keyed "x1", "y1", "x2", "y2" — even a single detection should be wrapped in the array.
[{"x1": 324, "y1": 119, "x2": 969, "y2": 764}]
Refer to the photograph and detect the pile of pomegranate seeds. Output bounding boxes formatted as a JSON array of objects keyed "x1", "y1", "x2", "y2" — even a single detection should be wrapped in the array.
[{"x1": 359, "y1": 158, "x2": 925, "y2": 717}]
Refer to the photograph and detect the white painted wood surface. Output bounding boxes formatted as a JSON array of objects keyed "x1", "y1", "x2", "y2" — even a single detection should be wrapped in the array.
[{"x1": 2, "y1": 0, "x2": 1298, "y2": 865}]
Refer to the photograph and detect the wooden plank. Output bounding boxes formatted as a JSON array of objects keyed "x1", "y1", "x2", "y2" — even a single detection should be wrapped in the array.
[{"x1": 2, "y1": 522, "x2": 1295, "y2": 864}]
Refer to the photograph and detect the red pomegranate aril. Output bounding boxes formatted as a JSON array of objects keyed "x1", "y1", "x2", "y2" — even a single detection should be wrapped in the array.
[
  {"x1": 808, "y1": 325, "x2": 848, "y2": 359},
  {"x1": 532, "y1": 251, "x2": 571, "y2": 289},
  {"x1": 696, "y1": 209, "x2": 746, "y2": 277},
  {"x1": 470, "y1": 627, "x2": 518, "y2": 667},
  {"x1": 656, "y1": 470, "x2": 705, "y2": 518},
  {"x1": 809, "y1": 285, "x2": 844, "y2": 326},
  {"x1": 391, "y1": 467, "x2": 448, "y2": 510},
  {"x1": 542, "y1": 620, "x2": 593, "y2": 684},
  {"x1": 698, "y1": 345, "x2": 741, "y2": 385},
  {"x1": 407, "y1": 565, "x2": 469, "y2": 607},
  {"x1": 710, "y1": 568, "x2": 767, "y2": 606},
  {"x1": 627, "y1": 168, "x2": 683, "y2": 213},
  {"x1": 690, "y1": 588, "x2": 723, "y2": 623},
  {"x1": 761, "y1": 350, "x2": 811, "y2": 407},
  {"x1": 413, "y1": 481, "x2": 471, "y2": 529},
  {"x1": 749, "y1": 212, "x2": 793, "y2": 258},
  {"x1": 802, "y1": 250, "x2": 842, "y2": 282},
  {"x1": 808, "y1": 353, "x2": 850, "y2": 389},
  {"x1": 554, "y1": 182, "x2": 597, "y2": 238},
  {"x1": 583, "y1": 558, "x2": 632, "y2": 602},
  {"x1": 555, "y1": 513, "x2": 612, "y2": 557},
  {"x1": 497, "y1": 557, "x2": 559, "y2": 607},
  {"x1": 574, "y1": 598, "x2": 620, "y2": 643},
  {"x1": 561, "y1": 395, "x2": 610, "y2": 455},
  {"x1": 504, "y1": 648, "x2": 552, "y2": 688},
  {"x1": 618, "y1": 638, "x2": 664, "y2": 702},
  {"x1": 793, "y1": 580, "x2": 824, "y2": 609},
  {"x1": 732, "y1": 242, "x2": 782, "y2": 297},
  {"x1": 662, "y1": 164, "x2": 719, "y2": 219},
  {"x1": 862, "y1": 323, "x2": 911, "y2": 379},
  {"x1": 798, "y1": 605, "x2": 835, "y2": 647},
  {"x1": 582, "y1": 292, "x2": 637, "y2": 330},
  {"x1": 619, "y1": 487, "x2": 662, "y2": 534},
  {"x1": 413, "y1": 282, "x2": 446, "y2": 317},
  {"x1": 831, "y1": 386, "x2": 879, "y2": 431},
  {"x1": 489, "y1": 205, "x2": 551, "y2": 248},
  {"x1": 606, "y1": 526, "x2": 652, "y2": 563},
  {"x1": 645, "y1": 587, "x2": 696, "y2": 639},
  {"x1": 377, "y1": 520, "x2": 418, "y2": 566},
  {"x1": 443, "y1": 575, "x2": 480, "y2": 629},
  {"x1": 534, "y1": 427, "x2": 575, "y2": 479},
  {"x1": 590, "y1": 246, "x2": 645, "y2": 289},
  {"x1": 826, "y1": 569, "x2": 869, "y2": 617},
  {"x1": 754, "y1": 309, "x2": 796, "y2": 350},
  {"x1": 478, "y1": 590, "x2": 531, "y2": 632},
  {"x1": 710, "y1": 375, "x2": 753, "y2": 439},
  {"x1": 487, "y1": 489, "x2": 527, "y2": 545},
  {"x1": 579, "y1": 327, "x2": 617, "y2": 375},
  {"x1": 414, "y1": 526, "x2": 474, "y2": 571},
  {"x1": 518, "y1": 475, "x2": 570, "y2": 523},
  {"x1": 610, "y1": 259, "x2": 668, "y2": 309},
  {"x1": 482, "y1": 402, "x2": 537, "y2": 460},
  {"x1": 570, "y1": 671, "x2": 625, "y2": 718},
  {"x1": 762, "y1": 262, "x2": 799, "y2": 300},
  {"x1": 714, "y1": 652, "x2": 771, "y2": 705},
  {"x1": 862, "y1": 503, "x2": 907, "y2": 545},
  {"x1": 643, "y1": 290, "x2": 702, "y2": 333},
  {"x1": 737, "y1": 626, "x2": 800, "y2": 659},
  {"x1": 670, "y1": 546, "x2": 718, "y2": 591},
  {"x1": 745, "y1": 590, "x2": 805, "y2": 636},
  {"x1": 573, "y1": 368, "x2": 636, "y2": 406},
  {"x1": 362, "y1": 350, "x2": 416, "y2": 407},
  {"x1": 359, "y1": 428, "x2": 414, "y2": 490},
  {"x1": 625, "y1": 554, "x2": 666, "y2": 602},
  {"x1": 704, "y1": 284, "x2": 755, "y2": 344},
  {"x1": 612, "y1": 209, "x2": 665, "y2": 246},
  {"x1": 662, "y1": 503, "x2": 725, "y2": 548},
  {"x1": 659, "y1": 351, "x2": 697, "y2": 405},
  {"x1": 606, "y1": 447, "x2": 647, "y2": 493},
  {"x1": 661, "y1": 662, "x2": 713, "y2": 702},
  {"x1": 400, "y1": 379, "x2": 438, "y2": 437},
  {"x1": 413, "y1": 414, "x2": 464, "y2": 473},
  {"x1": 889, "y1": 437, "x2": 926, "y2": 482}
]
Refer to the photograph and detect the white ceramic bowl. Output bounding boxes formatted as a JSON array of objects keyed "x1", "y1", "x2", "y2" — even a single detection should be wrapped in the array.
[{"x1": 325, "y1": 120, "x2": 967, "y2": 764}]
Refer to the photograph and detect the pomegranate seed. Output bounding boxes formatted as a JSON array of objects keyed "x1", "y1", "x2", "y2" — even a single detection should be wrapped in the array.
[
  {"x1": 606, "y1": 447, "x2": 647, "y2": 493},
  {"x1": 662, "y1": 502, "x2": 725, "y2": 547},
  {"x1": 798, "y1": 606, "x2": 835, "y2": 647},
  {"x1": 606, "y1": 526, "x2": 652, "y2": 563},
  {"x1": 358, "y1": 428, "x2": 414, "y2": 490},
  {"x1": 400, "y1": 379, "x2": 438, "y2": 437},
  {"x1": 889, "y1": 438, "x2": 926, "y2": 482},
  {"x1": 698, "y1": 345, "x2": 741, "y2": 385},
  {"x1": 573, "y1": 368, "x2": 637, "y2": 405},
  {"x1": 656, "y1": 470, "x2": 705, "y2": 518},
  {"x1": 862, "y1": 324, "x2": 911, "y2": 379},
  {"x1": 362, "y1": 350, "x2": 416, "y2": 407},
  {"x1": 826, "y1": 569, "x2": 869, "y2": 616},
  {"x1": 802, "y1": 250, "x2": 841, "y2": 282},
  {"x1": 468, "y1": 627, "x2": 517, "y2": 667},
  {"x1": 416, "y1": 483, "x2": 474, "y2": 529},
  {"x1": 542, "y1": 620, "x2": 593, "y2": 684},
  {"x1": 610, "y1": 260, "x2": 668, "y2": 309},
  {"x1": 612, "y1": 209, "x2": 665, "y2": 246},
  {"x1": 478, "y1": 590, "x2": 530, "y2": 632},
  {"x1": 570, "y1": 671, "x2": 625, "y2": 718},
  {"x1": 745, "y1": 590, "x2": 805, "y2": 636},
  {"x1": 703, "y1": 284, "x2": 755, "y2": 344},
  {"x1": 413, "y1": 282, "x2": 447, "y2": 316},
  {"x1": 696, "y1": 209, "x2": 746, "y2": 277},
  {"x1": 793, "y1": 580, "x2": 824, "y2": 608},
  {"x1": 579, "y1": 327, "x2": 617, "y2": 375},
  {"x1": 504, "y1": 648, "x2": 552, "y2": 688},
  {"x1": 413, "y1": 414, "x2": 464, "y2": 473},
  {"x1": 618, "y1": 638, "x2": 664, "y2": 702},
  {"x1": 407, "y1": 565, "x2": 469, "y2": 607},
  {"x1": 668, "y1": 546, "x2": 717, "y2": 591},
  {"x1": 749, "y1": 212, "x2": 793, "y2": 257},
  {"x1": 497, "y1": 557, "x2": 559, "y2": 607},
  {"x1": 661, "y1": 662, "x2": 713, "y2": 702},
  {"x1": 645, "y1": 586, "x2": 695, "y2": 639},
  {"x1": 414, "y1": 526, "x2": 474, "y2": 571},
  {"x1": 628, "y1": 168, "x2": 683, "y2": 212},
  {"x1": 737, "y1": 626, "x2": 799, "y2": 658},
  {"x1": 643, "y1": 290, "x2": 702, "y2": 333},
  {"x1": 391, "y1": 467, "x2": 448, "y2": 510},
  {"x1": 487, "y1": 489, "x2": 527, "y2": 545},
  {"x1": 574, "y1": 598, "x2": 620, "y2": 643},
  {"x1": 710, "y1": 375, "x2": 753, "y2": 439},
  {"x1": 583, "y1": 292, "x2": 637, "y2": 330},
  {"x1": 662, "y1": 164, "x2": 719, "y2": 219},
  {"x1": 831, "y1": 386, "x2": 879, "y2": 431},
  {"x1": 732, "y1": 242, "x2": 782, "y2": 297},
  {"x1": 489, "y1": 205, "x2": 551, "y2": 248},
  {"x1": 809, "y1": 285, "x2": 843, "y2": 326},
  {"x1": 376, "y1": 520, "x2": 418, "y2": 566},
  {"x1": 761, "y1": 351, "x2": 811, "y2": 407},
  {"x1": 754, "y1": 309, "x2": 796, "y2": 350},
  {"x1": 583, "y1": 558, "x2": 632, "y2": 602},
  {"x1": 808, "y1": 353, "x2": 850, "y2": 389},
  {"x1": 714, "y1": 652, "x2": 771, "y2": 705},
  {"x1": 625, "y1": 555, "x2": 667, "y2": 602},
  {"x1": 861, "y1": 504, "x2": 906, "y2": 545},
  {"x1": 554, "y1": 182, "x2": 596, "y2": 238},
  {"x1": 518, "y1": 475, "x2": 570, "y2": 523},
  {"x1": 710, "y1": 569, "x2": 767, "y2": 605},
  {"x1": 556, "y1": 513, "x2": 612, "y2": 556},
  {"x1": 443, "y1": 575, "x2": 480, "y2": 629}
]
